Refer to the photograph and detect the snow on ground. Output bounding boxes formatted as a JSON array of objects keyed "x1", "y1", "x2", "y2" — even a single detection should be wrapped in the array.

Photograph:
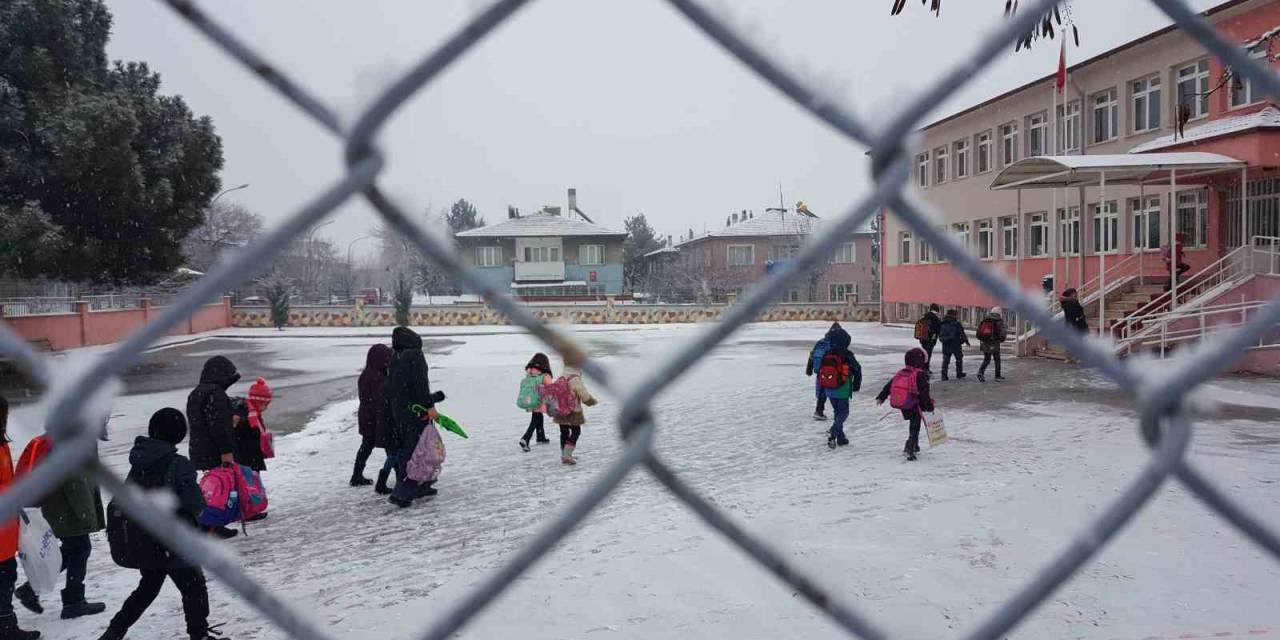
[{"x1": 11, "y1": 322, "x2": 1280, "y2": 639}]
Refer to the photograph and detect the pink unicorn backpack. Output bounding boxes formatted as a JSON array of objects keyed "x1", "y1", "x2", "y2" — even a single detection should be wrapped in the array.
[{"x1": 538, "y1": 376, "x2": 580, "y2": 419}]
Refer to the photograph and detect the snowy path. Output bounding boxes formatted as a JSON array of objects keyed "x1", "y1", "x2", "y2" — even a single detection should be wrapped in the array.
[{"x1": 13, "y1": 322, "x2": 1280, "y2": 639}]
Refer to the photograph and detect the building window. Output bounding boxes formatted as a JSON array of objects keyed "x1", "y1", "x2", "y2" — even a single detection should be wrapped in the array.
[
  {"x1": 1030, "y1": 213, "x2": 1048, "y2": 257},
  {"x1": 953, "y1": 138, "x2": 970, "y2": 179},
  {"x1": 1131, "y1": 196, "x2": 1162, "y2": 250},
  {"x1": 829, "y1": 283, "x2": 857, "y2": 303},
  {"x1": 999, "y1": 122, "x2": 1019, "y2": 166},
  {"x1": 727, "y1": 245, "x2": 755, "y2": 266},
  {"x1": 770, "y1": 244, "x2": 800, "y2": 261},
  {"x1": 1026, "y1": 112, "x2": 1048, "y2": 156},
  {"x1": 934, "y1": 146, "x2": 949, "y2": 184},
  {"x1": 952, "y1": 222, "x2": 971, "y2": 250},
  {"x1": 524, "y1": 246, "x2": 561, "y2": 263},
  {"x1": 897, "y1": 302, "x2": 910, "y2": 320},
  {"x1": 1229, "y1": 46, "x2": 1266, "y2": 109},
  {"x1": 976, "y1": 130, "x2": 993, "y2": 174},
  {"x1": 832, "y1": 242, "x2": 855, "y2": 264},
  {"x1": 787, "y1": 289, "x2": 801, "y2": 303},
  {"x1": 899, "y1": 232, "x2": 913, "y2": 264},
  {"x1": 977, "y1": 219, "x2": 995, "y2": 259},
  {"x1": 1056, "y1": 100, "x2": 1081, "y2": 152},
  {"x1": 1058, "y1": 207, "x2": 1081, "y2": 255},
  {"x1": 1177, "y1": 189, "x2": 1209, "y2": 248},
  {"x1": 1131, "y1": 74, "x2": 1162, "y2": 133},
  {"x1": 1000, "y1": 215, "x2": 1019, "y2": 258},
  {"x1": 579, "y1": 244, "x2": 605, "y2": 266},
  {"x1": 475, "y1": 245, "x2": 503, "y2": 267},
  {"x1": 1176, "y1": 59, "x2": 1210, "y2": 121},
  {"x1": 918, "y1": 235, "x2": 933, "y2": 263},
  {"x1": 960, "y1": 307, "x2": 973, "y2": 325},
  {"x1": 1092, "y1": 88, "x2": 1119, "y2": 143},
  {"x1": 916, "y1": 152, "x2": 930, "y2": 188},
  {"x1": 1090, "y1": 201, "x2": 1119, "y2": 254}
]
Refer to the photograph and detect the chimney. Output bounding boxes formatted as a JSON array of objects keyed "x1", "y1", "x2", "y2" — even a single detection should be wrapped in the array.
[
  {"x1": 725, "y1": 216, "x2": 731, "y2": 227},
  {"x1": 567, "y1": 188, "x2": 577, "y2": 217},
  {"x1": 732, "y1": 213, "x2": 739, "y2": 224}
]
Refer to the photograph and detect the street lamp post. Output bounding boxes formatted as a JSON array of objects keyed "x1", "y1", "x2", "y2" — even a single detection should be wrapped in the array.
[
  {"x1": 211, "y1": 183, "x2": 250, "y2": 207},
  {"x1": 347, "y1": 236, "x2": 374, "y2": 301}
]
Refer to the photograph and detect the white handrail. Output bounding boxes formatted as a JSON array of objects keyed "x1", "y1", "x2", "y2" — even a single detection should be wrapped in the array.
[
  {"x1": 1117, "y1": 299, "x2": 1278, "y2": 357},
  {"x1": 1116, "y1": 239, "x2": 1262, "y2": 339}
]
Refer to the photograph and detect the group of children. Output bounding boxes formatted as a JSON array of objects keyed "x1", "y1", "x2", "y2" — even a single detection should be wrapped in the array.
[
  {"x1": 515, "y1": 354, "x2": 597, "y2": 464},
  {"x1": 914, "y1": 304, "x2": 1009, "y2": 382}
]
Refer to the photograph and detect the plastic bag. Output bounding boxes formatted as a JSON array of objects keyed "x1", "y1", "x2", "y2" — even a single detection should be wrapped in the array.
[
  {"x1": 18, "y1": 509, "x2": 62, "y2": 594},
  {"x1": 406, "y1": 424, "x2": 446, "y2": 483},
  {"x1": 925, "y1": 412, "x2": 949, "y2": 447}
]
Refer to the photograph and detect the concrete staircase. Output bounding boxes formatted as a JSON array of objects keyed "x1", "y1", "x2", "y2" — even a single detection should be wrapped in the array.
[{"x1": 1031, "y1": 277, "x2": 1169, "y2": 360}]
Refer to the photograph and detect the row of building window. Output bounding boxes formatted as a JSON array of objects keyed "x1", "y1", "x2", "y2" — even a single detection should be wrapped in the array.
[
  {"x1": 474, "y1": 244, "x2": 606, "y2": 268},
  {"x1": 894, "y1": 303, "x2": 1018, "y2": 330},
  {"x1": 915, "y1": 54, "x2": 1264, "y2": 189},
  {"x1": 687, "y1": 242, "x2": 859, "y2": 268},
  {"x1": 897, "y1": 189, "x2": 1209, "y2": 264}
]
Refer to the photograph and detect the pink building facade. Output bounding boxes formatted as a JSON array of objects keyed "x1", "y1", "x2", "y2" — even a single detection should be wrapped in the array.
[{"x1": 881, "y1": 0, "x2": 1280, "y2": 328}]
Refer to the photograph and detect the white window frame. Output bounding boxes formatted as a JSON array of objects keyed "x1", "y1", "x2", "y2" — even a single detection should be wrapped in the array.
[
  {"x1": 1131, "y1": 74, "x2": 1163, "y2": 133},
  {"x1": 953, "y1": 138, "x2": 970, "y2": 179},
  {"x1": 475, "y1": 245, "x2": 503, "y2": 267},
  {"x1": 770, "y1": 244, "x2": 800, "y2": 261},
  {"x1": 1056, "y1": 100, "x2": 1081, "y2": 153},
  {"x1": 999, "y1": 122, "x2": 1019, "y2": 166},
  {"x1": 976, "y1": 219, "x2": 995, "y2": 260},
  {"x1": 726, "y1": 244, "x2": 755, "y2": 267},
  {"x1": 897, "y1": 302, "x2": 910, "y2": 320},
  {"x1": 918, "y1": 234, "x2": 933, "y2": 264},
  {"x1": 1229, "y1": 46, "x2": 1266, "y2": 109},
  {"x1": 976, "y1": 130, "x2": 993, "y2": 174},
  {"x1": 1177, "y1": 188, "x2": 1209, "y2": 249},
  {"x1": 828, "y1": 283, "x2": 857, "y2": 303},
  {"x1": 1130, "y1": 196, "x2": 1162, "y2": 251},
  {"x1": 1176, "y1": 58, "x2": 1211, "y2": 121},
  {"x1": 1058, "y1": 207, "x2": 1081, "y2": 256},
  {"x1": 934, "y1": 146, "x2": 949, "y2": 184},
  {"x1": 916, "y1": 152, "x2": 930, "y2": 188},
  {"x1": 1000, "y1": 215, "x2": 1019, "y2": 259},
  {"x1": 832, "y1": 242, "x2": 856, "y2": 264},
  {"x1": 578, "y1": 244, "x2": 605, "y2": 266},
  {"x1": 952, "y1": 222, "x2": 971, "y2": 251},
  {"x1": 1026, "y1": 112, "x2": 1048, "y2": 157},
  {"x1": 899, "y1": 231, "x2": 914, "y2": 265},
  {"x1": 1092, "y1": 88, "x2": 1119, "y2": 144},
  {"x1": 523, "y1": 245, "x2": 561, "y2": 263},
  {"x1": 1029, "y1": 213, "x2": 1049, "y2": 257},
  {"x1": 1090, "y1": 201, "x2": 1120, "y2": 255}
]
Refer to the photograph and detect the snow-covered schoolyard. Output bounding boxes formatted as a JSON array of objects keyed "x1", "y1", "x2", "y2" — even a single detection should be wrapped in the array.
[{"x1": 7, "y1": 321, "x2": 1280, "y2": 639}]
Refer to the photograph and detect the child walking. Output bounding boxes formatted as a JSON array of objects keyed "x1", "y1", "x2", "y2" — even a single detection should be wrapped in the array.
[
  {"x1": 876, "y1": 347, "x2": 935, "y2": 461},
  {"x1": 816, "y1": 324, "x2": 862, "y2": 449},
  {"x1": 976, "y1": 307, "x2": 1008, "y2": 382},
  {"x1": 0, "y1": 395, "x2": 39, "y2": 639},
  {"x1": 517, "y1": 353, "x2": 554, "y2": 452},
  {"x1": 550, "y1": 365, "x2": 598, "y2": 465}
]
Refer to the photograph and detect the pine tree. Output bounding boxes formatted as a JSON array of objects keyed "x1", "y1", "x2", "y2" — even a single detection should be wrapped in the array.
[
  {"x1": 262, "y1": 273, "x2": 293, "y2": 330},
  {"x1": 394, "y1": 272, "x2": 413, "y2": 327}
]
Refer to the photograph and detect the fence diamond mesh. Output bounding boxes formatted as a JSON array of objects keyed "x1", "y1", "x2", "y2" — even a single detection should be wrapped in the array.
[{"x1": 1, "y1": 0, "x2": 1279, "y2": 638}]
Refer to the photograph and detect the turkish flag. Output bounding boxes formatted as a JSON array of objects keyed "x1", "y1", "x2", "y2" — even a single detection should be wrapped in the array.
[{"x1": 1055, "y1": 39, "x2": 1068, "y2": 93}]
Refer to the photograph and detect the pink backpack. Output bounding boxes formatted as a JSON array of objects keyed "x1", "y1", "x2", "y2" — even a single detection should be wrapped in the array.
[
  {"x1": 197, "y1": 467, "x2": 239, "y2": 527},
  {"x1": 234, "y1": 464, "x2": 268, "y2": 521},
  {"x1": 538, "y1": 376, "x2": 580, "y2": 419},
  {"x1": 889, "y1": 367, "x2": 922, "y2": 410},
  {"x1": 406, "y1": 424, "x2": 445, "y2": 483}
]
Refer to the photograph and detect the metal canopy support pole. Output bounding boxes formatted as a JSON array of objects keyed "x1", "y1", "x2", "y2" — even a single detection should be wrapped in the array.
[
  {"x1": 1052, "y1": 184, "x2": 1058, "y2": 307},
  {"x1": 1242, "y1": 166, "x2": 1251, "y2": 246},
  {"x1": 1099, "y1": 171, "x2": 1108, "y2": 333},
  {"x1": 1078, "y1": 185, "x2": 1086, "y2": 288},
  {"x1": 1016, "y1": 188, "x2": 1024, "y2": 355},
  {"x1": 1170, "y1": 168, "x2": 1179, "y2": 312}
]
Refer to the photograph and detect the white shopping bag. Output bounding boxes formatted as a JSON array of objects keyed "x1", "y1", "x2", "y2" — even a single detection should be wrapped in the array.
[
  {"x1": 18, "y1": 508, "x2": 62, "y2": 594},
  {"x1": 924, "y1": 412, "x2": 949, "y2": 447}
]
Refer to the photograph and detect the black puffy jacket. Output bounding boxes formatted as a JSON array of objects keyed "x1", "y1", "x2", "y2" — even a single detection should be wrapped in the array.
[
  {"x1": 108, "y1": 436, "x2": 206, "y2": 570},
  {"x1": 389, "y1": 328, "x2": 435, "y2": 443},
  {"x1": 186, "y1": 356, "x2": 240, "y2": 471}
]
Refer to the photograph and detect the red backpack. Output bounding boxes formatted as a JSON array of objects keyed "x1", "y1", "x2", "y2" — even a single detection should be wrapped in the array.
[
  {"x1": 977, "y1": 318, "x2": 996, "y2": 340},
  {"x1": 539, "y1": 375, "x2": 581, "y2": 419},
  {"x1": 817, "y1": 352, "x2": 848, "y2": 389},
  {"x1": 889, "y1": 367, "x2": 922, "y2": 410}
]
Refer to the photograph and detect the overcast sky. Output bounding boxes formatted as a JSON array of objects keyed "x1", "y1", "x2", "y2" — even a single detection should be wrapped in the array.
[{"x1": 103, "y1": 0, "x2": 1221, "y2": 257}]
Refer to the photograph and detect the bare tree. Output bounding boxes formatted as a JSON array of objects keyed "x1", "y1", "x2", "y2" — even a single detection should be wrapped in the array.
[{"x1": 183, "y1": 202, "x2": 264, "y2": 272}]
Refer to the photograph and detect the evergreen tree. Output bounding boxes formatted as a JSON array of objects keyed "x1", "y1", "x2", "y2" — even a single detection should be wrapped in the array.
[
  {"x1": 623, "y1": 214, "x2": 662, "y2": 291},
  {"x1": 394, "y1": 271, "x2": 413, "y2": 326},
  {"x1": 445, "y1": 199, "x2": 484, "y2": 237},
  {"x1": 262, "y1": 273, "x2": 292, "y2": 330}
]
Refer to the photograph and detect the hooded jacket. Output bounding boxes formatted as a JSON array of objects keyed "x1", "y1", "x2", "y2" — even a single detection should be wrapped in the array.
[
  {"x1": 939, "y1": 316, "x2": 970, "y2": 348},
  {"x1": 118, "y1": 436, "x2": 206, "y2": 569},
  {"x1": 806, "y1": 323, "x2": 842, "y2": 376},
  {"x1": 920, "y1": 310, "x2": 942, "y2": 343},
  {"x1": 551, "y1": 365, "x2": 598, "y2": 427},
  {"x1": 1061, "y1": 296, "x2": 1089, "y2": 332},
  {"x1": 822, "y1": 324, "x2": 863, "y2": 401},
  {"x1": 389, "y1": 327, "x2": 435, "y2": 443},
  {"x1": 978, "y1": 311, "x2": 1008, "y2": 354},
  {"x1": 359, "y1": 344, "x2": 392, "y2": 440},
  {"x1": 17, "y1": 436, "x2": 105, "y2": 538},
  {"x1": 877, "y1": 348, "x2": 934, "y2": 418},
  {"x1": 186, "y1": 356, "x2": 240, "y2": 471}
]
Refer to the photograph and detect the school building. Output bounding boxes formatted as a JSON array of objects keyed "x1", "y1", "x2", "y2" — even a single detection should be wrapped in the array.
[{"x1": 881, "y1": 0, "x2": 1280, "y2": 370}]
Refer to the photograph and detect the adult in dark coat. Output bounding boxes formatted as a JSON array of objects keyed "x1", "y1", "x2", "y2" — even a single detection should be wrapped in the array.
[
  {"x1": 100, "y1": 408, "x2": 214, "y2": 640},
  {"x1": 353, "y1": 344, "x2": 394, "y2": 491},
  {"x1": 186, "y1": 356, "x2": 240, "y2": 471},
  {"x1": 388, "y1": 327, "x2": 438, "y2": 507},
  {"x1": 876, "y1": 347, "x2": 935, "y2": 461},
  {"x1": 1060, "y1": 288, "x2": 1089, "y2": 333}
]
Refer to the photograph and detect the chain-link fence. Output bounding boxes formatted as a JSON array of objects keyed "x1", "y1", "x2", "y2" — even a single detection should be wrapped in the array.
[{"x1": 2, "y1": 0, "x2": 1279, "y2": 638}]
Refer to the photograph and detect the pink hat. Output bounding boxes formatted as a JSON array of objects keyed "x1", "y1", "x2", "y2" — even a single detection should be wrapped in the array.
[{"x1": 249, "y1": 377, "x2": 272, "y2": 404}]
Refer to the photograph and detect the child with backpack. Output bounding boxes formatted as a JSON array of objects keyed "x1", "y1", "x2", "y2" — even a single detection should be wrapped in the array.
[
  {"x1": 817, "y1": 325, "x2": 862, "y2": 449},
  {"x1": 938, "y1": 309, "x2": 970, "y2": 381},
  {"x1": 805, "y1": 324, "x2": 841, "y2": 420},
  {"x1": 0, "y1": 395, "x2": 38, "y2": 639},
  {"x1": 876, "y1": 347, "x2": 935, "y2": 461},
  {"x1": 543, "y1": 364, "x2": 598, "y2": 465},
  {"x1": 976, "y1": 308, "x2": 1008, "y2": 382},
  {"x1": 100, "y1": 408, "x2": 225, "y2": 640},
  {"x1": 913, "y1": 304, "x2": 942, "y2": 368},
  {"x1": 517, "y1": 353, "x2": 554, "y2": 451}
]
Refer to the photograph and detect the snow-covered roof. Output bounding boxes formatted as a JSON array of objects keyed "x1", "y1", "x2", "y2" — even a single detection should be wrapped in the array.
[
  {"x1": 675, "y1": 212, "x2": 867, "y2": 247},
  {"x1": 1128, "y1": 106, "x2": 1280, "y2": 154},
  {"x1": 989, "y1": 152, "x2": 1246, "y2": 190},
  {"x1": 511, "y1": 280, "x2": 588, "y2": 289},
  {"x1": 642, "y1": 246, "x2": 679, "y2": 259},
  {"x1": 455, "y1": 214, "x2": 625, "y2": 239}
]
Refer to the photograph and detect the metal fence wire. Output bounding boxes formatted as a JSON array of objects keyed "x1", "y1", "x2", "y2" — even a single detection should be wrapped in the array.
[{"x1": 1, "y1": 0, "x2": 1279, "y2": 638}]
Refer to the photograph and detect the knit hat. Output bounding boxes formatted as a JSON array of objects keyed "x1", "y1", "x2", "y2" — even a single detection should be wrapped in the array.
[
  {"x1": 249, "y1": 378, "x2": 272, "y2": 405},
  {"x1": 148, "y1": 408, "x2": 187, "y2": 445}
]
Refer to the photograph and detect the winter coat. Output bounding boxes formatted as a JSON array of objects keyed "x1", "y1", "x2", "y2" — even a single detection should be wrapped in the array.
[
  {"x1": 978, "y1": 313, "x2": 1008, "y2": 355},
  {"x1": 359, "y1": 344, "x2": 392, "y2": 439},
  {"x1": 939, "y1": 317, "x2": 970, "y2": 348},
  {"x1": 525, "y1": 354, "x2": 554, "y2": 414},
  {"x1": 821, "y1": 324, "x2": 863, "y2": 401},
  {"x1": 0, "y1": 443, "x2": 17, "y2": 561},
  {"x1": 552, "y1": 367, "x2": 598, "y2": 427},
  {"x1": 231, "y1": 398, "x2": 266, "y2": 472},
  {"x1": 805, "y1": 323, "x2": 843, "y2": 376},
  {"x1": 374, "y1": 378, "x2": 398, "y2": 450},
  {"x1": 122, "y1": 436, "x2": 206, "y2": 569},
  {"x1": 524, "y1": 369, "x2": 553, "y2": 414},
  {"x1": 876, "y1": 348, "x2": 935, "y2": 419},
  {"x1": 920, "y1": 311, "x2": 942, "y2": 344},
  {"x1": 16, "y1": 435, "x2": 106, "y2": 539},
  {"x1": 389, "y1": 327, "x2": 435, "y2": 444},
  {"x1": 187, "y1": 356, "x2": 240, "y2": 471},
  {"x1": 1061, "y1": 297, "x2": 1089, "y2": 333}
]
